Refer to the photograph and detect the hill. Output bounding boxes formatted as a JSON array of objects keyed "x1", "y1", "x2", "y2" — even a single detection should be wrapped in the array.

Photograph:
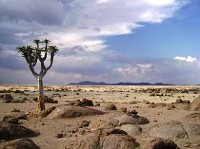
[{"x1": 69, "y1": 81, "x2": 171, "y2": 85}]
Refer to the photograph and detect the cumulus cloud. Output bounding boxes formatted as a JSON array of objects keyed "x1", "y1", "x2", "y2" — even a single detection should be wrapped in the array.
[
  {"x1": 0, "y1": 0, "x2": 186, "y2": 51},
  {"x1": 111, "y1": 58, "x2": 200, "y2": 84},
  {"x1": 113, "y1": 63, "x2": 155, "y2": 82},
  {"x1": 174, "y1": 56, "x2": 197, "y2": 62}
]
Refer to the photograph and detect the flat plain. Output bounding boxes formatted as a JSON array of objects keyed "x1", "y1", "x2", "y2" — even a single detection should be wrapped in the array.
[{"x1": 0, "y1": 85, "x2": 200, "y2": 149}]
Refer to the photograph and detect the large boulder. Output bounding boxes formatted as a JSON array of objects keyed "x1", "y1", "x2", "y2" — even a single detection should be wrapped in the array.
[
  {"x1": 2, "y1": 116, "x2": 19, "y2": 124},
  {"x1": 185, "y1": 113, "x2": 200, "y2": 123},
  {"x1": 183, "y1": 123, "x2": 200, "y2": 137},
  {"x1": 190, "y1": 95, "x2": 200, "y2": 111},
  {"x1": 91, "y1": 117, "x2": 119, "y2": 129},
  {"x1": 100, "y1": 134, "x2": 138, "y2": 149},
  {"x1": 72, "y1": 129, "x2": 139, "y2": 149},
  {"x1": 2, "y1": 138, "x2": 40, "y2": 149},
  {"x1": 0, "y1": 122, "x2": 39, "y2": 140},
  {"x1": 120, "y1": 124, "x2": 142, "y2": 138},
  {"x1": 73, "y1": 130, "x2": 101, "y2": 149},
  {"x1": 115, "y1": 114, "x2": 149, "y2": 125},
  {"x1": 149, "y1": 121, "x2": 187, "y2": 139},
  {"x1": 145, "y1": 137, "x2": 180, "y2": 149},
  {"x1": 46, "y1": 105, "x2": 104, "y2": 119}
]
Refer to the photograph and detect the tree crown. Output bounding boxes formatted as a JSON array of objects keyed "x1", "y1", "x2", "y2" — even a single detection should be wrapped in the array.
[{"x1": 17, "y1": 39, "x2": 59, "y2": 77}]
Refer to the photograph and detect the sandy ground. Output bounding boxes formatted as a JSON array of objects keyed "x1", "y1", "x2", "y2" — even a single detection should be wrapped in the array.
[{"x1": 0, "y1": 85, "x2": 200, "y2": 149}]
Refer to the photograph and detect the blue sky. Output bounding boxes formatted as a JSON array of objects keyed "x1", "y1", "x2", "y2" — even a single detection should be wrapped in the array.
[
  {"x1": 0, "y1": 0, "x2": 200, "y2": 84},
  {"x1": 107, "y1": 1, "x2": 200, "y2": 58}
]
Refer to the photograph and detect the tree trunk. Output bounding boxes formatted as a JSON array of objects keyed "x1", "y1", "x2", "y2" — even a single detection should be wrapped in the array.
[{"x1": 36, "y1": 76, "x2": 45, "y2": 114}]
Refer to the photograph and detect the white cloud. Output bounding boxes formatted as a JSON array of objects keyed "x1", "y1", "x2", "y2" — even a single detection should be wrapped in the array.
[
  {"x1": 113, "y1": 64, "x2": 154, "y2": 82},
  {"x1": 174, "y1": 56, "x2": 197, "y2": 62},
  {"x1": 96, "y1": 0, "x2": 110, "y2": 4},
  {"x1": 143, "y1": 0, "x2": 176, "y2": 6},
  {"x1": 53, "y1": 55, "x2": 102, "y2": 69},
  {"x1": 8, "y1": 0, "x2": 186, "y2": 52}
]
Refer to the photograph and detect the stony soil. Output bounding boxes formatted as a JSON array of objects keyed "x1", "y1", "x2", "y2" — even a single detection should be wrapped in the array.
[{"x1": 0, "y1": 85, "x2": 200, "y2": 149}]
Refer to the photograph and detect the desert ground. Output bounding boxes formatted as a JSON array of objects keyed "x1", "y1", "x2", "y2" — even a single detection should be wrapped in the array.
[{"x1": 0, "y1": 85, "x2": 200, "y2": 149}]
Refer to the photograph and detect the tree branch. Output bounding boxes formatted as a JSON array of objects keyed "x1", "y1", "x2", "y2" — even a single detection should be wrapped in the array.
[
  {"x1": 46, "y1": 52, "x2": 55, "y2": 71},
  {"x1": 29, "y1": 65, "x2": 39, "y2": 77}
]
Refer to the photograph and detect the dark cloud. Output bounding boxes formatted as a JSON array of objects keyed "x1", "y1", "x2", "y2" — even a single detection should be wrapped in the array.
[
  {"x1": 0, "y1": 30, "x2": 21, "y2": 45},
  {"x1": 0, "y1": 50, "x2": 27, "y2": 70},
  {"x1": 0, "y1": 0, "x2": 65, "y2": 25},
  {"x1": 103, "y1": 51, "x2": 133, "y2": 64}
]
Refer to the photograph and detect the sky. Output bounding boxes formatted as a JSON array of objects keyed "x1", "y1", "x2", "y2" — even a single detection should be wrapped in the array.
[{"x1": 0, "y1": 0, "x2": 200, "y2": 85}]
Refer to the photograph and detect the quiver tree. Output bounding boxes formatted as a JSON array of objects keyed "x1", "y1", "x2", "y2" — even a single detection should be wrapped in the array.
[{"x1": 17, "y1": 39, "x2": 59, "y2": 114}]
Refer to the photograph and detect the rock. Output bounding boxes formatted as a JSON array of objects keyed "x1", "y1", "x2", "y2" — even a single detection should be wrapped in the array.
[
  {"x1": 183, "y1": 100, "x2": 190, "y2": 104},
  {"x1": 33, "y1": 96, "x2": 57, "y2": 104},
  {"x1": 149, "y1": 121, "x2": 187, "y2": 139},
  {"x1": 32, "y1": 97, "x2": 38, "y2": 102},
  {"x1": 127, "y1": 110, "x2": 138, "y2": 116},
  {"x1": 73, "y1": 99, "x2": 94, "y2": 106},
  {"x1": 105, "y1": 103, "x2": 117, "y2": 110},
  {"x1": 1, "y1": 94, "x2": 13, "y2": 103},
  {"x1": 11, "y1": 108, "x2": 21, "y2": 112},
  {"x1": 73, "y1": 130, "x2": 101, "y2": 149},
  {"x1": 2, "y1": 138, "x2": 40, "y2": 149},
  {"x1": 40, "y1": 106, "x2": 56, "y2": 117},
  {"x1": 100, "y1": 134, "x2": 138, "y2": 149},
  {"x1": 167, "y1": 104, "x2": 176, "y2": 110},
  {"x1": 43, "y1": 96, "x2": 54, "y2": 103},
  {"x1": 73, "y1": 100, "x2": 81, "y2": 106},
  {"x1": 46, "y1": 105, "x2": 104, "y2": 119},
  {"x1": 183, "y1": 123, "x2": 200, "y2": 138},
  {"x1": 17, "y1": 114, "x2": 28, "y2": 120},
  {"x1": 56, "y1": 133, "x2": 65, "y2": 138},
  {"x1": 121, "y1": 124, "x2": 142, "y2": 137},
  {"x1": 119, "y1": 107, "x2": 127, "y2": 113},
  {"x1": 80, "y1": 98, "x2": 94, "y2": 106},
  {"x1": 0, "y1": 122, "x2": 40, "y2": 140},
  {"x1": 146, "y1": 137, "x2": 180, "y2": 149},
  {"x1": 53, "y1": 100, "x2": 58, "y2": 103},
  {"x1": 148, "y1": 103, "x2": 156, "y2": 108},
  {"x1": 185, "y1": 113, "x2": 200, "y2": 123},
  {"x1": 79, "y1": 120, "x2": 90, "y2": 128},
  {"x1": 106, "y1": 129, "x2": 128, "y2": 135},
  {"x1": 3, "y1": 94, "x2": 13, "y2": 100},
  {"x1": 175, "y1": 103, "x2": 190, "y2": 110},
  {"x1": 73, "y1": 129, "x2": 139, "y2": 149},
  {"x1": 176, "y1": 99, "x2": 183, "y2": 103},
  {"x1": 96, "y1": 118, "x2": 119, "y2": 129},
  {"x1": 44, "y1": 96, "x2": 58, "y2": 103},
  {"x1": 190, "y1": 95, "x2": 200, "y2": 111},
  {"x1": 95, "y1": 103, "x2": 100, "y2": 106},
  {"x1": 2, "y1": 116, "x2": 19, "y2": 124},
  {"x1": 116, "y1": 114, "x2": 149, "y2": 125}
]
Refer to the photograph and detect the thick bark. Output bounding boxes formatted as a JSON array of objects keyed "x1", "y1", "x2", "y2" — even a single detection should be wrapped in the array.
[{"x1": 36, "y1": 76, "x2": 45, "y2": 114}]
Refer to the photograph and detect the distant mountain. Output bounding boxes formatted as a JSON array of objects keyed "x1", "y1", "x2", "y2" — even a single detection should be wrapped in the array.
[
  {"x1": 69, "y1": 81, "x2": 172, "y2": 86},
  {"x1": 69, "y1": 81, "x2": 108, "y2": 85}
]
